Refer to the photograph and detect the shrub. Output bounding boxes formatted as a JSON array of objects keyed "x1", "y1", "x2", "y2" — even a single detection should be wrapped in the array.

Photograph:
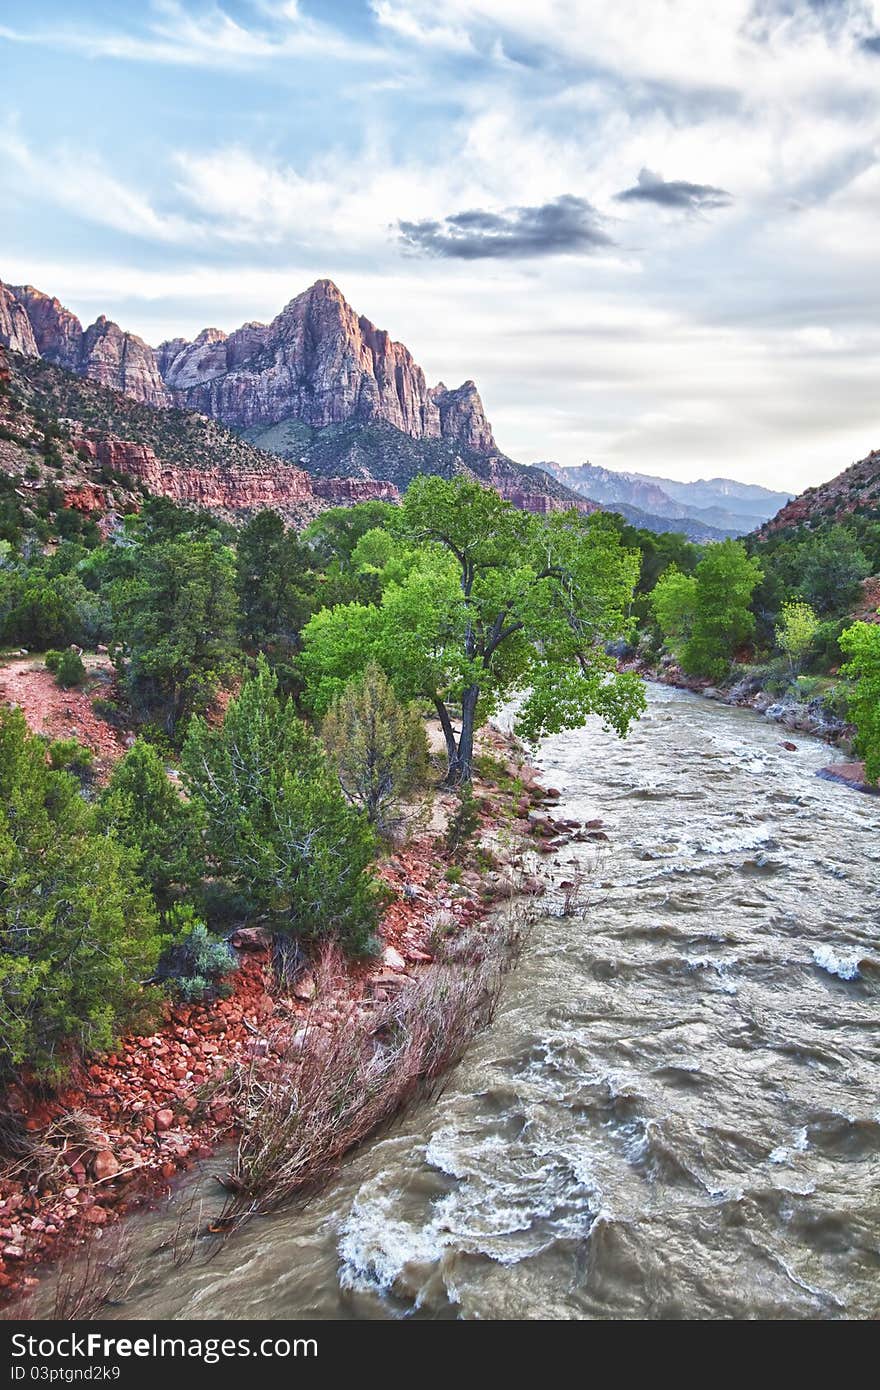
[
  {"x1": 95, "y1": 738, "x2": 202, "y2": 912},
  {"x1": 182, "y1": 657, "x2": 382, "y2": 956},
  {"x1": 47, "y1": 738, "x2": 95, "y2": 786},
  {"x1": 49, "y1": 648, "x2": 86, "y2": 688},
  {"x1": 321, "y1": 662, "x2": 429, "y2": 830},
  {"x1": 0, "y1": 707, "x2": 164, "y2": 1078},
  {"x1": 156, "y1": 909, "x2": 236, "y2": 1002}
]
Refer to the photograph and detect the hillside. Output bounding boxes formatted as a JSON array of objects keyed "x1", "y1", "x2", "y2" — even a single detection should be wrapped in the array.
[
  {"x1": 0, "y1": 348, "x2": 392, "y2": 525},
  {"x1": 755, "y1": 447, "x2": 880, "y2": 537}
]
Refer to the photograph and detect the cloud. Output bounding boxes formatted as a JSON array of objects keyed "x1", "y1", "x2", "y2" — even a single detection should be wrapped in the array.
[
  {"x1": 860, "y1": 34, "x2": 880, "y2": 54},
  {"x1": 615, "y1": 168, "x2": 734, "y2": 212},
  {"x1": 0, "y1": 0, "x2": 380, "y2": 69},
  {"x1": 397, "y1": 195, "x2": 612, "y2": 259}
]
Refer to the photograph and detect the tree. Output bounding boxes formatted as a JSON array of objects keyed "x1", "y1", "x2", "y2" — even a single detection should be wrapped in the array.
[
  {"x1": 796, "y1": 526, "x2": 870, "y2": 615},
  {"x1": 95, "y1": 738, "x2": 202, "y2": 912},
  {"x1": 775, "y1": 600, "x2": 820, "y2": 674},
  {"x1": 111, "y1": 536, "x2": 239, "y2": 733},
  {"x1": 652, "y1": 540, "x2": 763, "y2": 680},
  {"x1": 839, "y1": 617, "x2": 880, "y2": 784},
  {"x1": 0, "y1": 707, "x2": 164, "y2": 1078},
  {"x1": 322, "y1": 662, "x2": 429, "y2": 828},
  {"x1": 182, "y1": 658, "x2": 381, "y2": 955},
  {"x1": 236, "y1": 509, "x2": 314, "y2": 651},
  {"x1": 300, "y1": 476, "x2": 645, "y2": 783}
]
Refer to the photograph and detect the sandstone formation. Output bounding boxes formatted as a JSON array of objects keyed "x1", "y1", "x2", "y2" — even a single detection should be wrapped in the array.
[
  {"x1": 156, "y1": 279, "x2": 497, "y2": 451},
  {"x1": 1, "y1": 276, "x2": 597, "y2": 519},
  {"x1": 1, "y1": 276, "x2": 496, "y2": 451},
  {"x1": 0, "y1": 282, "x2": 170, "y2": 406},
  {"x1": 72, "y1": 434, "x2": 397, "y2": 519},
  {"x1": 0, "y1": 283, "x2": 38, "y2": 357}
]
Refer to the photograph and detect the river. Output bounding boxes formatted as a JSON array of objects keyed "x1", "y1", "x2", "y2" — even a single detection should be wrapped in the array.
[{"x1": 85, "y1": 683, "x2": 880, "y2": 1320}]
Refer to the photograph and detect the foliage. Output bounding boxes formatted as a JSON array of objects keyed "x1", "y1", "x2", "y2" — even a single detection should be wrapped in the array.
[
  {"x1": 322, "y1": 662, "x2": 429, "y2": 828},
  {"x1": 794, "y1": 526, "x2": 870, "y2": 615},
  {"x1": 775, "y1": 600, "x2": 820, "y2": 674},
  {"x1": 839, "y1": 617, "x2": 880, "y2": 784},
  {"x1": 45, "y1": 647, "x2": 87, "y2": 688},
  {"x1": 652, "y1": 540, "x2": 763, "y2": 680},
  {"x1": 0, "y1": 707, "x2": 164, "y2": 1078},
  {"x1": 95, "y1": 738, "x2": 202, "y2": 912},
  {"x1": 182, "y1": 658, "x2": 381, "y2": 954},
  {"x1": 301, "y1": 477, "x2": 645, "y2": 782},
  {"x1": 47, "y1": 737, "x2": 95, "y2": 786},
  {"x1": 111, "y1": 535, "x2": 239, "y2": 734},
  {"x1": 155, "y1": 907, "x2": 236, "y2": 1002},
  {"x1": 236, "y1": 510, "x2": 314, "y2": 652}
]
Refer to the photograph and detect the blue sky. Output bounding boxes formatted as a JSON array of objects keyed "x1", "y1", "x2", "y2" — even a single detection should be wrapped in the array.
[{"x1": 2, "y1": 1, "x2": 880, "y2": 488}]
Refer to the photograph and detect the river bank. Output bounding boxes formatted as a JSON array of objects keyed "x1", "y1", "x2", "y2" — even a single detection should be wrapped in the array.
[
  {"x1": 0, "y1": 721, "x2": 596, "y2": 1309},
  {"x1": 43, "y1": 681, "x2": 879, "y2": 1321}
]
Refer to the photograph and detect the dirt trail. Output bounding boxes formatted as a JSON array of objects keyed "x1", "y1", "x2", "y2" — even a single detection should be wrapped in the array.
[{"x1": 0, "y1": 656, "x2": 125, "y2": 769}]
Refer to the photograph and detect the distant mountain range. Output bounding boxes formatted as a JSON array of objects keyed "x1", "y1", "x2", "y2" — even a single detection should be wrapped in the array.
[{"x1": 537, "y1": 461, "x2": 792, "y2": 537}]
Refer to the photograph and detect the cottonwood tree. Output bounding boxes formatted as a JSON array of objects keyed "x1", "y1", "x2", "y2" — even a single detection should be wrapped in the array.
[
  {"x1": 840, "y1": 617, "x2": 880, "y2": 784},
  {"x1": 775, "y1": 600, "x2": 820, "y2": 674},
  {"x1": 300, "y1": 476, "x2": 645, "y2": 783},
  {"x1": 652, "y1": 540, "x2": 763, "y2": 680}
]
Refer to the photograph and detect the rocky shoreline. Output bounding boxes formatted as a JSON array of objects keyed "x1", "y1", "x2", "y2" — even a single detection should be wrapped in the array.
[{"x1": 0, "y1": 724, "x2": 589, "y2": 1309}]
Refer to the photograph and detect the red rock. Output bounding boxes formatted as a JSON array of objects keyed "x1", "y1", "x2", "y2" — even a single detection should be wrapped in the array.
[
  {"x1": 91, "y1": 1150, "x2": 119, "y2": 1182},
  {"x1": 84, "y1": 1206, "x2": 108, "y2": 1225},
  {"x1": 382, "y1": 945, "x2": 406, "y2": 972},
  {"x1": 154, "y1": 1109, "x2": 174, "y2": 1133},
  {"x1": 293, "y1": 971, "x2": 316, "y2": 1002}
]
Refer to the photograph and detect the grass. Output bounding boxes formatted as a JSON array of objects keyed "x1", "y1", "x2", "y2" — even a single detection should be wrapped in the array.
[{"x1": 210, "y1": 917, "x2": 527, "y2": 1236}]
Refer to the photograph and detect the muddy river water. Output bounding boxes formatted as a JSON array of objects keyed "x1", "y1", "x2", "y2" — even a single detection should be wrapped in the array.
[{"x1": 87, "y1": 683, "x2": 880, "y2": 1319}]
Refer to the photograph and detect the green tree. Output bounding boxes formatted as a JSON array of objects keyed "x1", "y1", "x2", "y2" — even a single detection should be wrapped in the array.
[
  {"x1": 112, "y1": 536, "x2": 240, "y2": 734},
  {"x1": 775, "y1": 600, "x2": 820, "y2": 674},
  {"x1": 301, "y1": 477, "x2": 645, "y2": 783},
  {"x1": 236, "y1": 509, "x2": 314, "y2": 651},
  {"x1": 182, "y1": 658, "x2": 381, "y2": 954},
  {"x1": 0, "y1": 708, "x2": 164, "y2": 1078},
  {"x1": 652, "y1": 540, "x2": 763, "y2": 680},
  {"x1": 322, "y1": 662, "x2": 429, "y2": 828},
  {"x1": 839, "y1": 617, "x2": 880, "y2": 783},
  {"x1": 95, "y1": 739, "x2": 202, "y2": 912},
  {"x1": 796, "y1": 526, "x2": 870, "y2": 615}
]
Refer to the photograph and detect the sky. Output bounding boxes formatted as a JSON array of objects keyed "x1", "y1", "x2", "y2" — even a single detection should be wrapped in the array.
[{"x1": 1, "y1": 1, "x2": 880, "y2": 490}]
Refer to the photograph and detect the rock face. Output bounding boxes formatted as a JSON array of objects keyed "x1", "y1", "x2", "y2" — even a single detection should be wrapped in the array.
[
  {"x1": 2, "y1": 276, "x2": 598, "y2": 518},
  {"x1": 72, "y1": 434, "x2": 397, "y2": 519},
  {"x1": 0, "y1": 283, "x2": 38, "y2": 357},
  {"x1": 0, "y1": 282, "x2": 170, "y2": 407},
  {"x1": 157, "y1": 279, "x2": 496, "y2": 450},
  {"x1": 78, "y1": 317, "x2": 170, "y2": 406},
  {"x1": 1, "y1": 276, "x2": 496, "y2": 453},
  {"x1": 8, "y1": 285, "x2": 83, "y2": 367}
]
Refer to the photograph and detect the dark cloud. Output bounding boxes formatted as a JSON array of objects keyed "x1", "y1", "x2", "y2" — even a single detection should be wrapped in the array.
[
  {"x1": 614, "y1": 167, "x2": 733, "y2": 212},
  {"x1": 397, "y1": 195, "x2": 612, "y2": 259},
  {"x1": 861, "y1": 34, "x2": 880, "y2": 53}
]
